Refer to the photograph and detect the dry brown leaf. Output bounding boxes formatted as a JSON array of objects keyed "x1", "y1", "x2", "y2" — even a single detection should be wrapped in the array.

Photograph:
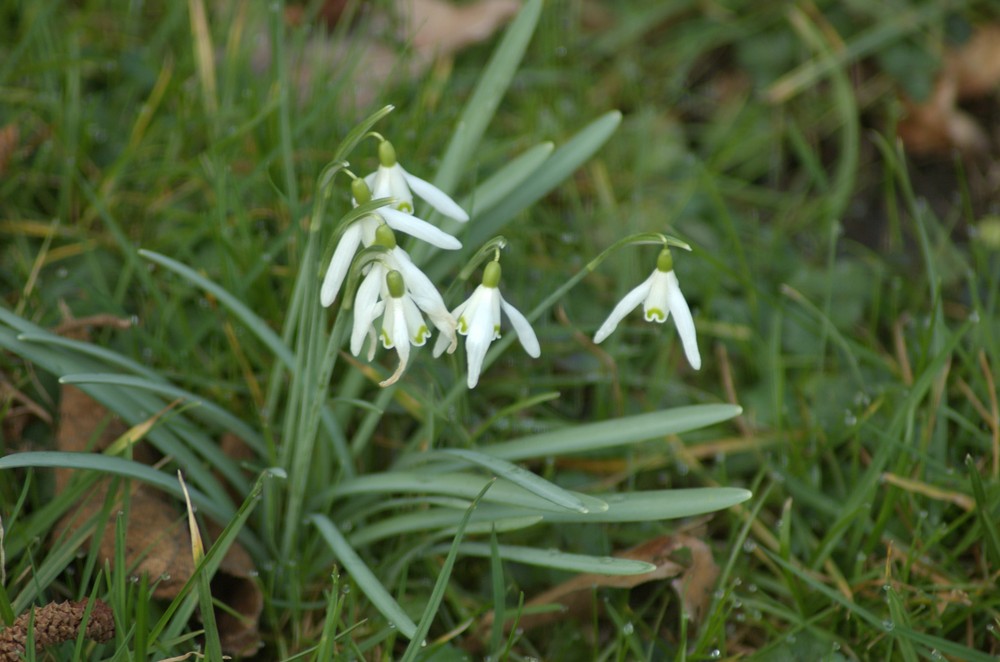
[
  {"x1": 898, "y1": 24, "x2": 1000, "y2": 156},
  {"x1": 670, "y1": 534, "x2": 719, "y2": 623},
  {"x1": 474, "y1": 532, "x2": 720, "y2": 648},
  {"x1": 51, "y1": 323, "x2": 262, "y2": 655},
  {"x1": 397, "y1": 0, "x2": 521, "y2": 56},
  {"x1": 0, "y1": 122, "x2": 18, "y2": 176},
  {"x1": 259, "y1": 0, "x2": 520, "y2": 108}
]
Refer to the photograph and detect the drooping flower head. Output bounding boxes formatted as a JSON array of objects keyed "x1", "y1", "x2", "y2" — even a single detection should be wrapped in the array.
[
  {"x1": 349, "y1": 224, "x2": 456, "y2": 362},
  {"x1": 321, "y1": 177, "x2": 461, "y2": 308},
  {"x1": 594, "y1": 247, "x2": 701, "y2": 370},
  {"x1": 376, "y1": 269, "x2": 431, "y2": 386},
  {"x1": 436, "y1": 260, "x2": 540, "y2": 388},
  {"x1": 366, "y1": 140, "x2": 470, "y2": 222}
]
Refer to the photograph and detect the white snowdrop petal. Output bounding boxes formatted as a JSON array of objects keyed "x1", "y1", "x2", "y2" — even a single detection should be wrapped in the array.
[
  {"x1": 593, "y1": 274, "x2": 654, "y2": 343},
  {"x1": 379, "y1": 207, "x2": 461, "y2": 249},
  {"x1": 320, "y1": 224, "x2": 362, "y2": 307},
  {"x1": 401, "y1": 167, "x2": 469, "y2": 222},
  {"x1": 665, "y1": 271, "x2": 701, "y2": 370},
  {"x1": 500, "y1": 296, "x2": 540, "y2": 358},
  {"x1": 642, "y1": 270, "x2": 671, "y2": 323},
  {"x1": 464, "y1": 299, "x2": 497, "y2": 388}
]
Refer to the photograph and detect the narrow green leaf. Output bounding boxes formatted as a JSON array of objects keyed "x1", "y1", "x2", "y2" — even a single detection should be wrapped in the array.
[
  {"x1": 0, "y1": 452, "x2": 231, "y2": 524},
  {"x1": 434, "y1": 542, "x2": 656, "y2": 575},
  {"x1": 460, "y1": 110, "x2": 622, "y2": 249},
  {"x1": 58, "y1": 373, "x2": 264, "y2": 453},
  {"x1": 311, "y1": 514, "x2": 418, "y2": 639},
  {"x1": 331, "y1": 472, "x2": 607, "y2": 513},
  {"x1": 349, "y1": 510, "x2": 542, "y2": 547},
  {"x1": 544, "y1": 487, "x2": 752, "y2": 523},
  {"x1": 436, "y1": 448, "x2": 596, "y2": 513},
  {"x1": 480, "y1": 404, "x2": 742, "y2": 461},
  {"x1": 434, "y1": 0, "x2": 543, "y2": 193}
]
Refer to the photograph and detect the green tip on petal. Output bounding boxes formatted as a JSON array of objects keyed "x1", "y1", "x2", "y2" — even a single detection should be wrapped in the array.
[
  {"x1": 656, "y1": 247, "x2": 674, "y2": 273},
  {"x1": 482, "y1": 261, "x2": 502, "y2": 288},
  {"x1": 352, "y1": 178, "x2": 372, "y2": 204},
  {"x1": 378, "y1": 141, "x2": 397, "y2": 167},
  {"x1": 374, "y1": 223, "x2": 397, "y2": 248},
  {"x1": 386, "y1": 270, "x2": 405, "y2": 298}
]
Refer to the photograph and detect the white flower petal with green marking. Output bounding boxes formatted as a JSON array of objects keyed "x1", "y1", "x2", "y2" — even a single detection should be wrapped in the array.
[
  {"x1": 375, "y1": 269, "x2": 435, "y2": 387},
  {"x1": 443, "y1": 261, "x2": 540, "y2": 388},
  {"x1": 366, "y1": 140, "x2": 469, "y2": 221},
  {"x1": 321, "y1": 177, "x2": 461, "y2": 308},
  {"x1": 593, "y1": 249, "x2": 701, "y2": 370}
]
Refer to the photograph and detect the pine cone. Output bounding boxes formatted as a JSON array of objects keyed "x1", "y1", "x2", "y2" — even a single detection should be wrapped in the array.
[{"x1": 0, "y1": 598, "x2": 114, "y2": 660}]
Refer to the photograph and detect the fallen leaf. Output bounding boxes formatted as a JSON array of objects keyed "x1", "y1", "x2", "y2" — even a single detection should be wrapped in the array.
[
  {"x1": 897, "y1": 24, "x2": 1000, "y2": 156},
  {"x1": 50, "y1": 322, "x2": 262, "y2": 655},
  {"x1": 259, "y1": 0, "x2": 520, "y2": 108},
  {"x1": 397, "y1": 0, "x2": 522, "y2": 57},
  {"x1": 0, "y1": 122, "x2": 18, "y2": 176},
  {"x1": 670, "y1": 534, "x2": 719, "y2": 623},
  {"x1": 473, "y1": 532, "x2": 720, "y2": 648}
]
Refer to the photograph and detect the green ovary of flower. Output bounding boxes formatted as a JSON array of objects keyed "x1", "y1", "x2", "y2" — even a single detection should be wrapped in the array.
[
  {"x1": 483, "y1": 260, "x2": 501, "y2": 288},
  {"x1": 352, "y1": 177, "x2": 372, "y2": 204},
  {"x1": 656, "y1": 247, "x2": 673, "y2": 273},
  {"x1": 378, "y1": 140, "x2": 397, "y2": 167},
  {"x1": 386, "y1": 270, "x2": 405, "y2": 298},
  {"x1": 374, "y1": 223, "x2": 397, "y2": 248}
]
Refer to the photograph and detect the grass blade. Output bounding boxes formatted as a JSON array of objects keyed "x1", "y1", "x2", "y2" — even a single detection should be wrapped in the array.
[
  {"x1": 399, "y1": 480, "x2": 495, "y2": 661},
  {"x1": 311, "y1": 514, "x2": 418, "y2": 640},
  {"x1": 966, "y1": 454, "x2": 1000, "y2": 570},
  {"x1": 138, "y1": 249, "x2": 295, "y2": 367}
]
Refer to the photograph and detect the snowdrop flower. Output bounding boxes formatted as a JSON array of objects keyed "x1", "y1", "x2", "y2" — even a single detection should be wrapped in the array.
[
  {"x1": 321, "y1": 177, "x2": 461, "y2": 308},
  {"x1": 377, "y1": 269, "x2": 430, "y2": 387},
  {"x1": 434, "y1": 260, "x2": 540, "y2": 388},
  {"x1": 366, "y1": 140, "x2": 469, "y2": 222},
  {"x1": 350, "y1": 225, "x2": 457, "y2": 361},
  {"x1": 593, "y1": 247, "x2": 701, "y2": 370}
]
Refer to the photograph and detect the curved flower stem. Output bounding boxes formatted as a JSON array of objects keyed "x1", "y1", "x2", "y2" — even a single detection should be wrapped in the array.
[{"x1": 428, "y1": 232, "x2": 687, "y2": 438}]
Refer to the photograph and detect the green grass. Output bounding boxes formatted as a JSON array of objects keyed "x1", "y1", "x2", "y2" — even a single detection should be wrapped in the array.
[{"x1": 2, "y1": 0, "x2": 1000, "y2": 659}]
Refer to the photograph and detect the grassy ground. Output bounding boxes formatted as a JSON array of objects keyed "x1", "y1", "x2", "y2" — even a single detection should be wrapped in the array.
[{"x1": 2, "y1": 0, "x2": 1000, "y2": 659}]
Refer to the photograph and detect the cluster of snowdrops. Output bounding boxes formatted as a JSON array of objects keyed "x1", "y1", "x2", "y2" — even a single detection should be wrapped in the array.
[{"x1": 320, "y1": 137, "x2": 702, "y2": 388}]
